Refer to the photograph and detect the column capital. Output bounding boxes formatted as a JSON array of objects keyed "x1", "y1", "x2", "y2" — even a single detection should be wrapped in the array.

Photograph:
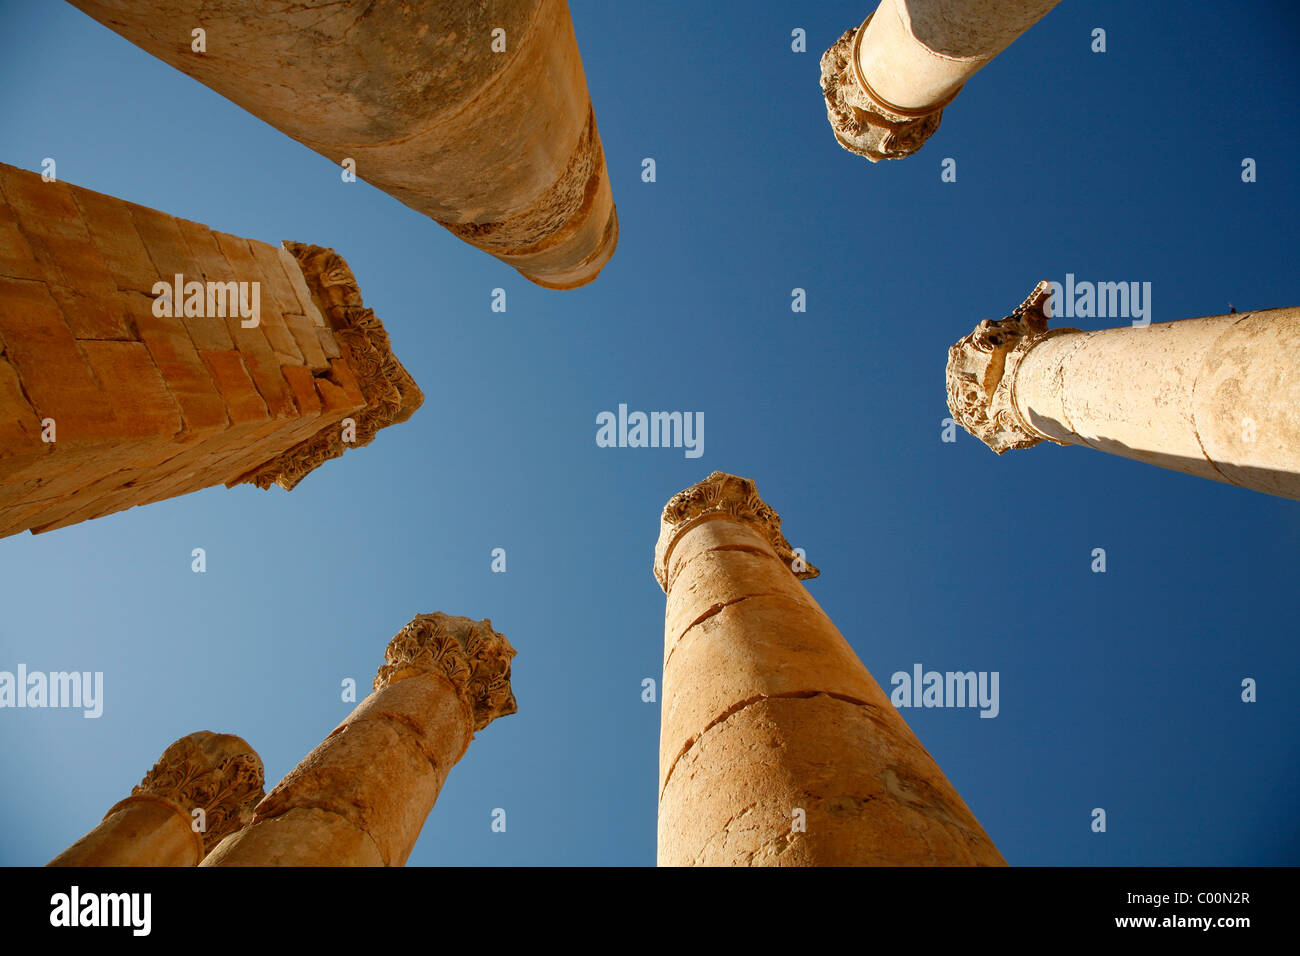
[
  {"x1": 820, "y1": 17, "x2": 948, "y2": 162},
  {"x1": 654, "y1": 471, "x2": 819, "y2": 591},
  {"x1": 238, "y1": 242, "x2": 424, "y2": 491},
  {"x1": 947, "y1": 282, "x2": 1078, "y2": 453},
  {"x1": 374, "y1": 613, "x2": 517, "y2": 731},
  {"x1": 118, "y1": 731, "x2": 265, "y2": 855}
]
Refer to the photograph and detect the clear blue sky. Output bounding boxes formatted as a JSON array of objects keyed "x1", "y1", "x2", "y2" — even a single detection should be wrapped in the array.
[{"x1": 1, "y1": 0, "x2": 1297, "y2": 866}]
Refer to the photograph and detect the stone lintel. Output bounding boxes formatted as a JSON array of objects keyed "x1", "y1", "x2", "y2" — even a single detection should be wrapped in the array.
[
  {"x1": 653, "y1": 471, "x2": 820, "y2": 592},
  {"x1": 374, "y1": 613, "x2": 517, "y2": 732}
]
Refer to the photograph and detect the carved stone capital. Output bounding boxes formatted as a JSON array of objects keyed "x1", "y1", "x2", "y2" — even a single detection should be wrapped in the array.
[
  {"x1": 374, "y1": 613, "x2": 517, "y2": 731},
  {"x1": 946, "y1": 281, "x2": 1078, "y2": 453},
  {"x1": 654, "y1": 471, "x2": 819, "y2": 591},
  {"x1": 236, "y1": 243, "x2": 425, "y2": 491},
  {"x1": 820, "y1": 19, "x2": 947, "y2": 162},
  {"x1": 123, "y1": 731, "x2": 265, "y2": 855}
]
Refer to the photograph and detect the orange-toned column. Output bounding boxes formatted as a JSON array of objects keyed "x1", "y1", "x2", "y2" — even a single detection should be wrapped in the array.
[
  {"x1": 203, "y1": 614, "x2": 516, "y2": 866},
  {"x1": 66, "y1": 0, "x2": 618, "y2": 289},
  {"x1": 947, "y1": 282, "x2": 1300, "y2": 499},
  {"x1": 654, "y1": 472, "x2": 1005, "y2": 866},
  {"x1": 48, "y1": 731, "x2": 264, "y2": 866},
  {"x1": 822, "y1": 0, "x2": 1059, "y2": 160},
  {"x1": 0, "y1": 162, "x2": 421, "y2": 537}
]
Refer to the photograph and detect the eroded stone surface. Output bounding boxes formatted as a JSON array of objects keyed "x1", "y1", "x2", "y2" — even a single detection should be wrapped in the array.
[
  {"x1": 948, "y1": 286, "x2": 1300, "y2": 500},
  {"x1": 822, "y1": 0, "x2": 1060, "y2": 161},
  {"x1": 654, "y1": 472, "x2": 1005, "y2": 866},
  {"x1": 66, "y1": 0, "x2": 618, "y2": 288},
  {"x1": 205, "y1": 614, "x2": 515, "y2": 867},
  {"x1": 47, "y1": 731, "x2": 264, "y2": 866}
]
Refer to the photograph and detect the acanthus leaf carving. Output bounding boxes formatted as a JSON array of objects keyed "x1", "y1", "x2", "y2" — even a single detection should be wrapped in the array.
[
  {"x1": 655, "y1": 471, "x2": 819, "y2": 591},
  {"x1": 946, "y1": 281, "x2": 1077, "y2": 453},
  {"x1": 374, "y1": 613, "x2": 517, "y2": 732}
]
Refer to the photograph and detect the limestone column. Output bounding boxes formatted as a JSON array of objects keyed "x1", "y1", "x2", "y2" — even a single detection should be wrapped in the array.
[
  {"x1": 654, "y1": 472, "x2": 1005, "y2": 866},
  {"x1": 203, "y1": 614, "x2": 516, "y2": 866},
  {"x1": 947, "y1": 283, "x2": 1300, "y2": 500},
  {"x1": 66, "y1": 0, "x2": 618, "y2": 289},
  {"x1": 0, "y1": 161, "x2": 422, "y2": 538},
  {"x1": 821, "y1": 0, "x2": 1060, "y2": 161},
  {"x1": 48, "y1": 731, "x2": 264, "y2": 867}
]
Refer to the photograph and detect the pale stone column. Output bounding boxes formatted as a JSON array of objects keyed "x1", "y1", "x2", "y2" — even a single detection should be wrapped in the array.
[
  {"x1": 48, "y1": 731, "x2": 264, "y2": 867},
  {"x1": 66, "y1": 0, "x2": 617, "y2": 289},
  {"x1": 654, "y1": 472, "x2": 1005, "y2": 866},
  {"x1": 947, "y1": 283, "x2": 1300, "y2": 500},
  {"x1": 822, "y1": 0, "x2": 1060, "y2": 161},
  {"x1": 203, "y1": 614, "x2": 516, "y2": 867}
]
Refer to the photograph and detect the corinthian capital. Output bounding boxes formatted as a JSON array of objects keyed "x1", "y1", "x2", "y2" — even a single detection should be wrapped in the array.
[
  {"x1": 654, "y1": 471, "x2": 819, "y2": 590},
  {"x1": 374, "y1": 613, "x2": 517, "y2": 731},
  {"x1": 820, "y1": 17, "x2": 947, "y2": 162},
  {"x1": 946, "y1": 281, "x2": 1077, "y2": 453},
  {"x1": 128, "y1": 731, "x2": 265, "y2": 854}
]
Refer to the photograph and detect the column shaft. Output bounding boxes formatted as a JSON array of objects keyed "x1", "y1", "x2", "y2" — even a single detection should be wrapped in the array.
[
  {"x1": 947, "y1": 283, "x2": 1300, "y2": 500},
  {"x1": 203, "y1": 614, "x2": 515, "y2": 866},
  {"x1": 47, "y1": 731, "x2": 264, "y2": 867},
  {"x1": 654, "y1": 473, "x2": 1005, "y2": 866},
  {"x1": 66, "y1": 0, "x2": 618, "y2": 289},
  {"x1": 48, "y1": 797, "x2": 203, "y2": 867},
  {"x1": 822, "y1": 0, "x2": 1059, "y2": 160}
]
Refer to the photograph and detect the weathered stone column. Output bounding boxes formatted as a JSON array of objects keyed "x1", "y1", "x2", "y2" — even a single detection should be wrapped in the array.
[
  {"x1": 0, "y1": 161, "x2": 422, "y2": 538},
  {"x1": 947, "y1": 283, "x2": 1300, "y2": 500},
  {"x1": 822, "y1": 0, "x2": 1060, "y2": 160},
  {"x1": 654, "y1": 472, "x2": 1005, "y2": 866},
  {"x1": 48, "y1": 731, "x2": 264, "y2": 867},
  {"x1": 203, "y1": 614, "x2": 516, "y2": 866},
  {"x1": 66, "y1": 0, "x2": 618, "y2": 289}
]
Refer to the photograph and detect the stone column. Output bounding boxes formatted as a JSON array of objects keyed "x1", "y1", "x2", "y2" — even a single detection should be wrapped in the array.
[
  {"x1": 203, "y1": 614, "x2": 516, "y2": 867},
  {"x1": 48, "y1": 731, "x2": 264, "y2": 867},
  {"x1": 0, "y1": 161, "x2": 422, "y2": 538},
  {"x1": 653, "y1": 472, "x2": 1005, "y2": 866},
  {"x1": 66, "y1": 0, "x2": 618, "y2": 290},
  {"x1": 947, "y1": 283, "x2": 1300, "y2": 500},
  {"x1": 822, "y1": 0, "x2": 1060, "y2": 161}
]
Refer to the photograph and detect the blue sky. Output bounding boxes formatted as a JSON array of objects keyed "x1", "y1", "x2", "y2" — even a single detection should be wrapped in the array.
[{"x1": 1, "y1": 0, "x2": 1297, "y2": 866}]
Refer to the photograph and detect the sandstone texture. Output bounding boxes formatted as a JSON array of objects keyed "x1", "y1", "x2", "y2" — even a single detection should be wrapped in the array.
[
  {"x1": 947, "y1": 283, "x2": 1300, "y2": 500},
  {"x1": 47, "y1": 731, "x2": 264, "y2": 866},
  {"x1": 68, "y1": 0, "x2": 618, "y2": 288},
  {"x1": 654, "y1": 472, "x2": 1006, "y2": 866},
  {"x1": 204, "y1": 613, "x2": 515, "y2": 866},
  {"x1": 822, "y1": 0, "x2": 1059, "y2": 160},
  {"x1": 0, "y1": 162, "x2": 422, "y2": 537}
]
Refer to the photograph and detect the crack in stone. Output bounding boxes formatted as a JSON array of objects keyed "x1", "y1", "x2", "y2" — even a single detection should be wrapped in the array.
[
  {"x1": 660, "y1": 690, "x2": 876, "y2": 800},
  {"x1": 663, "y1": 592, "x2": 779, "y2": 672},
  {"x1": 666, "y1": 541, "x2": 777, "y2": 593}
]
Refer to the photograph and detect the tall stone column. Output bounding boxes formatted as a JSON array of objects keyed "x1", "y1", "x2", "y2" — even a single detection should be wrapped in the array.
[
  {"x1": 947, "y1": 283, "x2": 1300, "y2": 500},
  {"x1": 653, "y1": 472, "x2": 1005, "y2": 866},
  {"x1": 48, "y1": 731, "x2": 264, "y2": 867},
  {"x1": 821, "y1": 0, "x2": 1060, "y2": 160},
  {"x1": 203, "y1": 613, "x2": 516, "y2": 866},
  {"x1": 66, "y1": 0, "x2": 618, "y2": 289},
  {"x1": 0, "y1": 162, "x2": 422, "y2": 538}
]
